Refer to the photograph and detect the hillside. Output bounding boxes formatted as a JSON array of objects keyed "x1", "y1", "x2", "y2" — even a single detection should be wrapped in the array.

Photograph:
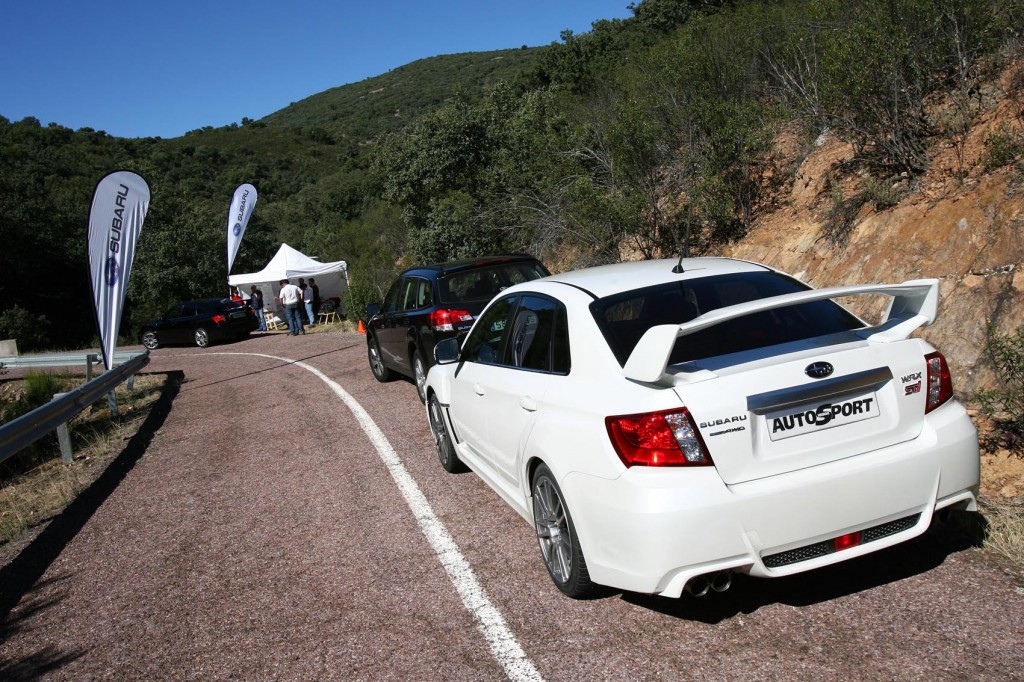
[
  {"x1": 262, "y1": 48, "x2": 539, "y2": 143},
  {"x1": 722, "y1": 79, "x2": 1024, "y2": 395}
]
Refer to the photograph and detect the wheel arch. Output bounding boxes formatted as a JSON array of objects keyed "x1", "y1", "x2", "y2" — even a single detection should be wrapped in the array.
[{"x1": 520, "y1": 414, "x2": 619, "y2": 567}]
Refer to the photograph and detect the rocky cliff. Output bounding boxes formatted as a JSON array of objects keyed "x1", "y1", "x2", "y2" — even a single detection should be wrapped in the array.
[{"x1": 723, "y1": 101, "x2": 1023, "y2": 395}]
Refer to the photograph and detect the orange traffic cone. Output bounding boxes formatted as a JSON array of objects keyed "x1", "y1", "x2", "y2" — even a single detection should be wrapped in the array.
[{"x1": 357, "y1": 319, "x2": 366, "y2": 334}]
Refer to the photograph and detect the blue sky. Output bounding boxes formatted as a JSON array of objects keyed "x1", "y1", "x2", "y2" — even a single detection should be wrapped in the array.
[{"x1": 0, "y1": 1, "x2": 633, "y2": 139}]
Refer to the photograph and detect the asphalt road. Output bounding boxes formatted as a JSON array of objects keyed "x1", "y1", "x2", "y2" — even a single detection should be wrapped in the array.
[{"x1": 1, "y1": 331, "x2": 1022, "y2": 680}]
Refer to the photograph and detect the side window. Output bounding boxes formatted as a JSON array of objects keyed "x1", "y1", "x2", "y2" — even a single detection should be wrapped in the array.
[
  {"x1": 462, "y1": 296, "x2": 516, "y2": 365},
  {"x1": 383, "y1": 280, "x2": 402, "y2": 314},
  {"x1": 417, "y1": 279, "x2": 433, "y2": 309},
  {"x1": 400, "y1": 278, "x2": 420, "y2": 311},
  {"x1": 505, "y1": 296, "x2": 570, "y2": 374}
]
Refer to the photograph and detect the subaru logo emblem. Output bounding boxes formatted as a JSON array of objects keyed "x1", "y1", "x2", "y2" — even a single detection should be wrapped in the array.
[
  {"x1": 104, "y1": 255, "x2": 119, "y2": 287},
  {"x1": 805, "y1": 362, "x2": 834, "y2": 379},
  {"x1": 233, "y1": 222, "x2": 242, "y2": 236}
]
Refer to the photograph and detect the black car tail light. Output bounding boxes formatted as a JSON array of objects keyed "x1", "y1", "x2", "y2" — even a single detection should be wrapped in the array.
[{"x1": 429, "y1": 308, "x2": 472, "y2": 332}]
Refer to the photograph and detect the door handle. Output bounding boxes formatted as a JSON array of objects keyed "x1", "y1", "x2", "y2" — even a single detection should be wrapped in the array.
[
  {"x1": 519, "y1": 396, "x2": 537, "y2": 412},
  {"x1": 474, "y1": 384, "x2": 485, "y2": 396}
]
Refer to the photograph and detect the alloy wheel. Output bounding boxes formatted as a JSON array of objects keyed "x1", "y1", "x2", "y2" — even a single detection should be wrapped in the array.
[{"x1": 533, "y1": 475, "x2": 573, "y2": 584}]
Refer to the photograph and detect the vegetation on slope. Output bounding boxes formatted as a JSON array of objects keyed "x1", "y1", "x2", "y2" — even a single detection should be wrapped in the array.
[{"x1": 2, "y1": 0, "x2": 1023, "y2": 353}]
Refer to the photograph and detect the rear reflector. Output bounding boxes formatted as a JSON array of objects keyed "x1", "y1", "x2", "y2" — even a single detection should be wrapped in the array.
[
  {"x1": 605, "y1": 408, "x2": 712, "y2": 468},
  {"x1": 834, "y1": 531, "x2": 861, "y2": 552},
  {"x1": 924, "y1": 351, "x2": 953, "y2": 413}
]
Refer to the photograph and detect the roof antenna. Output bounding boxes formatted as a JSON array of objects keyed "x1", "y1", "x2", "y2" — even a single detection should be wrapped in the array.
[{"x1": 671, "y1": 215, "x2": 691, "y2": 274}]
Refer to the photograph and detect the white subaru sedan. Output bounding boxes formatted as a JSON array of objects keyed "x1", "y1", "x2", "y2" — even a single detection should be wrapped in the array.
[{"x1": 424, "y1": 258, "x2": 980, "y2": 599}]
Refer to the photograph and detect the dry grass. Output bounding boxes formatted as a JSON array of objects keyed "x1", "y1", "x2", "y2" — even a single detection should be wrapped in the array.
[
  {"x1": 976, "y1": 441, "x2": 1024, "y2": 571},
  {"x1": 981, "y1": 498, "x2": 1024, "y2": 569},
  {"x1": 0, "y1": 373, "x2": 166, "y2": 545}
]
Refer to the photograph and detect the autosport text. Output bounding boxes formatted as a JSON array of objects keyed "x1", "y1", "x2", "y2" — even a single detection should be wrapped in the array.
[{"x1": 771, "y1": 397, "x2": 875, "y2": 434}]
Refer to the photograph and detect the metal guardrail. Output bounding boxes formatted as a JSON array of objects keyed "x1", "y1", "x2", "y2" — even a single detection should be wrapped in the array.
[
  {"x1": 0, "y1": 350, "x2": 146, "y2": 379},
  {"x1": 0, "y1": 351, "x2": 150, "y2": 465}
]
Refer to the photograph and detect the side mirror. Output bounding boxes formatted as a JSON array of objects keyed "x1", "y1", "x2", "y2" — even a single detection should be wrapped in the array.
[
  {"x1": 365, "y1": 302, "x2": 381, "y2": 318},
  {"x1": 434, "y1": 337, "x2": 461, "y2": 365}
]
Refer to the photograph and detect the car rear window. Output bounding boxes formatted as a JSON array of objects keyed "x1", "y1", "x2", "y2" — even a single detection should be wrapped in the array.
[
  {"x1": 438, "y1": 262, "x2": 549, "y2": 305},
  {"x1": 591, "y1": 272, "x2": 864, "y2": 366}
]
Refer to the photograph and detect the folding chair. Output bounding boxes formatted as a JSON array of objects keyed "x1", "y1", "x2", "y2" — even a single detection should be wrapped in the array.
[
  {"x1": 317, "y1": 301, "x2": 338, "y2": 326},
  {"x1": 264, "y1": 310, "x2": 284, "y2": 331}
]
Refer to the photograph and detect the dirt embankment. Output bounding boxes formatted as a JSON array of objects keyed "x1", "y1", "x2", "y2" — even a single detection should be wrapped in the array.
[
  {"x1": 723, "y1": 78, "x2": 1024, "y2": 396},
  {"x1": 720, "y1": 71, "x2": 1024, "y2": 508}
]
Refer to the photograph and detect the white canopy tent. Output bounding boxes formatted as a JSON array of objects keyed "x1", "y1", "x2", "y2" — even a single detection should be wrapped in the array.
[{"x1": 228, "y1": 243, "x2": 348, "y2": 317}]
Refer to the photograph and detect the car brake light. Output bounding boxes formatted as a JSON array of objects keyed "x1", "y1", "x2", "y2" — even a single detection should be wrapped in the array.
[
  {"x1": 429, "y1": 308, "x2": 472, "y2": 332},
  {"x1": 211, "y1": 314, "x2": 226, "y2": 324},
  {"x1": 924, "y1": 351, "x2": 953, "y2": 413},
  {"x1": 605, "y1": 408, "x2": 713, "y2": 468}
]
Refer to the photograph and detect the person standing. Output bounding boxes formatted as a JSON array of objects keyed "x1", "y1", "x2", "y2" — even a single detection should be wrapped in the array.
[
  {"x1": 302, "y1": 281, "x2": 316, "y2": 326},
  {"x1": 277, "y1": 279, "x2": 305, "y2": 335},
  {"x1": 250, "y1": 285, "x2": 267, "y2": 332},
  {"x1": 309, "y1": 278, "x2": 321, "y2": 324}
]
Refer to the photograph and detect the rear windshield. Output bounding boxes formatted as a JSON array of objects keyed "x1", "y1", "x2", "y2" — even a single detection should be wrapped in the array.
[
  {"x1": 439, "y1": 261, "x2": 550, "y2": 305},
  {"x1": 591, "y1": 272, "x2": 864, "y2": 366}
]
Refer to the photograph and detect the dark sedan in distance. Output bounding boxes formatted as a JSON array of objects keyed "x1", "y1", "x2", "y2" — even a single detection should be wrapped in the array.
[{"x1": 139, "y1": 298, "x2": 259, "y2": 349}]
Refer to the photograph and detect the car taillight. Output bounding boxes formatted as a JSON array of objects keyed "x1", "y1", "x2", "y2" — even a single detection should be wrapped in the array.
[
  {"x1": 429, "y1": 308, "x2": 473, "y2": 332},
  {"x1": 211, "y1": 314, "x2": 226, "y2": 324},
  {"x1": 924, "y1": 351, "x2": 953, "y2": 413},
  {"x1": 605, "y1": 408, "x2": 713, "y2": 468}
]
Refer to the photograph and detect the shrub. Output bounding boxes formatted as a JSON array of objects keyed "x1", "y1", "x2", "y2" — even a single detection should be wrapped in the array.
[
  {"x1": 24, "y1": 371, "x2": 68, "y2": 407},
  {"x1": 0, "y1": 371, "x2": 75, "y2": 477},
  {"x1": 981, "y1": 124, "x2": 1024, "y2": 169},
  {"x1": 973, "y1": 325, "x2": 1024, "y2": 455},
  {"x1": 1, "y1": 371, "x2": 72, "y2": 425},
  {"x1": 0, "y1": 306, "x2": 51, "y2": 353},
  {"x1": 862, "y1": 176, "x2": 903, "y2": 209},
  {"x1": 344, "y1": 277, "x2": 385, "y2": 325}
]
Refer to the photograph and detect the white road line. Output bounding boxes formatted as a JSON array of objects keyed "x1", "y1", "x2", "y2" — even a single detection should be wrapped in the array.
[{"x1": 207, "y1": 352, "x2": 545, "y2": 682}]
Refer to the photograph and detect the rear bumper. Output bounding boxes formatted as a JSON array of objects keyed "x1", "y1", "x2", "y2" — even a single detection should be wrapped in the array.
[
  {"x1": 213, "y1": 318, "x2": 259, "y2": 339},
  {"x1": 560, "y1": 401, "x2": 979, "y2": 598}
]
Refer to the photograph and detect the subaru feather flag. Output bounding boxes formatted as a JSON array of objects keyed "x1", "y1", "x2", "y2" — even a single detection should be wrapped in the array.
[
  {"x1": 88, "y1": 170, "x2": 151, "y2": 371},
  {"x1": 226, "y1": 183, "x2": 257, "y2": 274}
]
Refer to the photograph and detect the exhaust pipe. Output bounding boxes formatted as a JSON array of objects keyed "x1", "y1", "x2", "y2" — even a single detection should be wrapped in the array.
[
  {"x1": 710, "y1": 571, "x2": 732, "y2": 593},
  {"x1": 685, "y1": 575, "x2": 711, "y2": 597}
]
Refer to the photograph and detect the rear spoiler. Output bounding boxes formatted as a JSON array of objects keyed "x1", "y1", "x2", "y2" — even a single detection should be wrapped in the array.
[{"x1": 623, "y1": 279, "x2": 939, "y2": 384}]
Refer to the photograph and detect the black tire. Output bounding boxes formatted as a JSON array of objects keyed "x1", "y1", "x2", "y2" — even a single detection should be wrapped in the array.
[
  {"x1": 141, "y1": 331, "x2": 160, "y2": 350},
  {"x1": 194, "y1": 327, "x2": 211, "y2": 348},
  {"x1": 368, "y1": 335, "x2": 395, "y2": 382},
  {"x1": 531, "y1": 464, "x2": 599, "y2": 599},
  {"x1": 412, "y1": 349, "x2": 428, "y2": 404},
  {"x1": 428, "y1": 393, "x2": 466, "y2": 473}
]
